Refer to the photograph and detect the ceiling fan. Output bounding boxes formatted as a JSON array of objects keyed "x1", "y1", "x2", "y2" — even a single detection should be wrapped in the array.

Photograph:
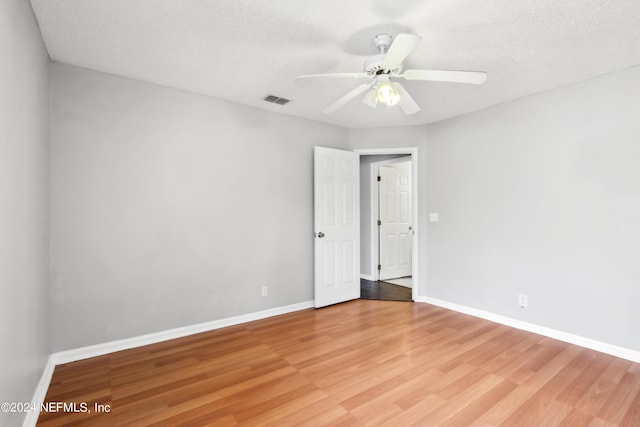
[{"x1": 296, "y1": 33, "x2": 487, "y2": 115}]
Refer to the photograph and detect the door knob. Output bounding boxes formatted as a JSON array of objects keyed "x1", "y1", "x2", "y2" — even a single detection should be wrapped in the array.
[{"x1": 317, "y1": 232, "x2": 325, "y2": 238}]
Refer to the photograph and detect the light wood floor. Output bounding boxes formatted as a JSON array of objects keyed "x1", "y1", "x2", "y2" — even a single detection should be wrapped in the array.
[{"x1": 38, "y1": 300, "x2": 640, "y2": 426}]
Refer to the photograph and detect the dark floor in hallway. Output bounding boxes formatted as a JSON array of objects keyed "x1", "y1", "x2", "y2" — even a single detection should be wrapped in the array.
[{"x1": 360, "y1": 278, "x2": 412, "y2": 302}]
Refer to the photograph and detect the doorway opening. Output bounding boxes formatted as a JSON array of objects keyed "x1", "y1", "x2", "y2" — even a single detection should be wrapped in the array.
[
  {"x1": 355, "y1": 148, "x2": 418, "y2": 302},
  {"x1": 312, "y1": 146, "x2": 418, "y2": 307}
]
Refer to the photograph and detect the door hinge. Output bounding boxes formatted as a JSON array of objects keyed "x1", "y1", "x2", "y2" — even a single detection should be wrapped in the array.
[
  {"x1": 377, "y1": 176, "x2": 381, "y2": 182},
  {"x1": 377, "y1": 220, "x2": 381, "y2": 226},
  {"x1": 377, "y1": 264, "x2": 381, "y2": 271}
]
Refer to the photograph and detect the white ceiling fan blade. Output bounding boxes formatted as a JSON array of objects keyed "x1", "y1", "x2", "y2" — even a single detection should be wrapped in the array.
[
  {"x1": 381, "y1": 33, "x2": 421, "y2": 71},
  {"x1": 362, "y1": 88, "x2": 378, "y2": 108},
  {"x1": 323, "y1": 83, "x2": 374, "y2": 114},
  {"x1": 391, "y1": 82, "x2": 420, "y2": 115},
  {"x1": 402, "y1": 69, "x2": 487, "y2": 84},
  {"x1": 295, "y1": 73, "x2": 370, "y2": 81}
]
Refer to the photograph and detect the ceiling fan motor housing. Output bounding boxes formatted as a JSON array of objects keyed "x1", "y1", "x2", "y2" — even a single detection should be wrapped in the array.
[
  {"x1": 363, "y1": 54, "x2": 403, "y2": 76},
  {"x1": 365, "y1": 34, "x2": 403, "y2": 76}
]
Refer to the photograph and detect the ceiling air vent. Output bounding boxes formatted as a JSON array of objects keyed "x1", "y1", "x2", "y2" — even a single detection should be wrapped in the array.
[{"x1": 263, "y1": 94, "x2": 290, "y2": 105}]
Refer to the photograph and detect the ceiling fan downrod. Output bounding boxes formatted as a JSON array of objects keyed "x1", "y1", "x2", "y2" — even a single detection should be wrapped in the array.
[{"x1": 373, "y1": 34, "x2": 393, "y2": 54}]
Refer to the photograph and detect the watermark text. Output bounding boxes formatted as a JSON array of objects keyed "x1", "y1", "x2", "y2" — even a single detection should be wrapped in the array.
[{"x1": 1, "y1": 401, "x2": 111, "y2": 414}]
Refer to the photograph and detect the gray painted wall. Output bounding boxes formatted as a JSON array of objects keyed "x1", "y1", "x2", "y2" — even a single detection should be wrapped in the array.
[
  {"x1": 423, "y1": 65, "x2": 640, "y2": 351},
  {"x1": 352, "y1": 66, "x2": 640, "y2": 351},
  {"x1": 0, "y1": 1, "x2": 50, "y2": 425},
  {"x1": 49, "y1": 64, "x2": 349, "y2": 352}
]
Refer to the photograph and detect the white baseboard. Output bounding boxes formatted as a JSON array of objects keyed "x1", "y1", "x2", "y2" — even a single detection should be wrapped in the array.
[
  {"x1": 23, "y1": 300, "x2": 313, "y2": 427},
  {"x1": 360, "y1": 273, "x2": 375, "y2": 281},
  {"x1": 52, "y1": 300, "x2": 314, "y2": 365},
  {"x1": 417, "y1": 296, "x2": 640, "y2": 364},
  {"x1": 22, "y1": 355, "x2": 55, "y2": 427}
]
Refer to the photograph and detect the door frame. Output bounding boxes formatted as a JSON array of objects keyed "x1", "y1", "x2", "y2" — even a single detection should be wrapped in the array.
[
  {"x1": 371, "y1": 157, "x2": 412, "y2": 283},
  {"x1": 354, "y1": 147, "x2": 419, "y2": 302}
]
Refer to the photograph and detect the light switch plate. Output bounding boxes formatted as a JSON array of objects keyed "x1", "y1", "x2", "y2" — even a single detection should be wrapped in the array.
[
  {"x1": 518, "y1": 294, "x2": 528, "y2": 308},
  {"x1": 429, "y1": 212, "x2": 439, "y2": 222}
]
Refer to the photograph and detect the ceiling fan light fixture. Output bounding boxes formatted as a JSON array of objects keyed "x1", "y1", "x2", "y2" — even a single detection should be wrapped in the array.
[
  {"x1": 377, "y1": 81, "x2": 400, "y2": 106},
  {"x1": 362, "y1": 87, "x2": 378, "y2": 108},
  {"x1": 387, "y1": 91, "x2": 400, "y2": 106}
]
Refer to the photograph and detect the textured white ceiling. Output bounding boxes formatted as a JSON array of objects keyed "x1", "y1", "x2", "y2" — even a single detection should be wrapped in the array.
[{"x1": 30, "y1": 0, "x2": 640, "y2": 128}]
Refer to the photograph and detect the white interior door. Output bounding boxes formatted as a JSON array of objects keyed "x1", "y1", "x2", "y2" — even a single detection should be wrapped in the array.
[
  {"x1": 379, "y1": 164, "x2": 412, "y2": 281},
  {"x1": 314, "y1": 147, "x2": 360, "y2": 308}
]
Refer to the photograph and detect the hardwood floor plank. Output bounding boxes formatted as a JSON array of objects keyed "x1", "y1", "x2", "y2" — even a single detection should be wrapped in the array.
[
  {"x1": 479, "y1": 333, "x2": 540, "y2": 374},
  {"x1": 499, "y1": 348, "x2": 597, "y2": 426},
  {"x1": 322, "y1": 357, "x2": 417, "y2": 404},
  {"x1": 420, "y1": 373, "x2": 505, "y2": 426},
  {"x1": 619, "y1": 383, "x2": 640, "y2": 427},
  {"x1": 589, "y1": 418, "x2": 620, "y2": 427},
  {"x1": 535, "y1": 399, "x2": 573, "y2": 427},
  {"x1": 257, "y1": 394, "x2": 346, "y2": 427},
  {"x1": 558, "y1": 408, "x2": 595, "y2": 426},
  {"x1": 321, "y1": 412, "x2": 366, "y2": 427},
  {"x1": 36, "y1": 300, "x2": 640, "y2": 426},
  {"x1": 470, "y1": 345, "x2": 584, "y2": 426},
  {"x1": 590, "y1": 372, "x2": 640, "y2": 425},
  {"x1": 556, "y1": 353, "x2": 614, "y2": 406},
  {"x1": 295, "y1": 342, "x2": 384, "y2": 378},
  {"x1": 436, "y1": 366, "x2": 493, "y2": 400},
  {"x1": 395, "y1": 363, "x2": 479, "y2": 411},
  {"x1": 380, "y1": 394, "x2": 448, "y2": 426},
  {"x1": 495, "y1": 343, "x2": 554, "y2": 384},
  {"x1": 439, "y1": 379, "x2": 518, "y2": 427},
  {"x1": 597, "y1": 357, "x2": 632, "y2": 384},
  {"x1": 516, "y1": 341, "x2": 566, "y2": 373},
  {"x1": 108, "y1": 402, "x2": 169, "y2": 426},
  {"x1": 340, "y1": 374, "x2": 409, "y2": 411},
  {"x1": 627, "y1": 363, "x2": 640, "y2": 375}
]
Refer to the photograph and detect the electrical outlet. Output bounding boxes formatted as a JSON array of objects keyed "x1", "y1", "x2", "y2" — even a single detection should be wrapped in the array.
[
  {"x1": 261, "y1": 286, "x2": 268, "y2": 297},
  {"x1": 518, "y1": 294, "x2": 528, "y2": 308}
]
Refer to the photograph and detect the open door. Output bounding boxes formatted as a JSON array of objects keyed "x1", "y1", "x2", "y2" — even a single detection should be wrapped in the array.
[
  {"x1": 314, "y1": 147, "x2": 360, "y2": 308},
  {"x1": 379, "y1": 164, "x2": 412, "y2": 281}
]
